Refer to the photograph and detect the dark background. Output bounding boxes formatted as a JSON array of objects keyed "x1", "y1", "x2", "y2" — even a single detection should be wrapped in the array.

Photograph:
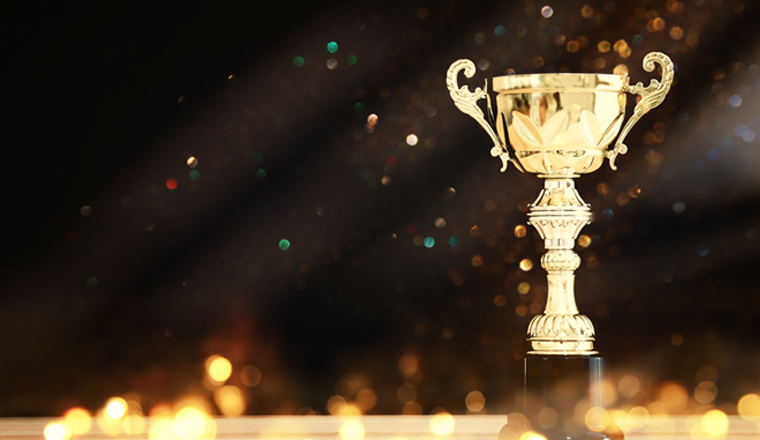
[{"x1": 2, "y1": 0, "x2": 759, "y2": 417}]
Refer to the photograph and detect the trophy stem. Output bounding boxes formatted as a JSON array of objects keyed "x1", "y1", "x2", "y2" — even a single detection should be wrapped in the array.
[{"x1": 526, "y1": 169, "x2": 597, "y2": 355}]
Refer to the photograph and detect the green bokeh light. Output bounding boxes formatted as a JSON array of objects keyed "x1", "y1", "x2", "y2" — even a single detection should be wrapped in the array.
[
  {"x1": 256, "y1": 169, "x2": 266, "y2": 179},
  {"x1": 189, "y1": 170, "x2": 201, "y2": 181},
  {"x1": 327, "y1": 41, "x2": 338, "y2": 53},
  {"x1": 279, "y1": 239, "x2": 290, "y2": 250},
  {"x1": 293, "y1": 56, "x2": 305, "y2": 67},
  {"x1": 346, "y1": 54, "x2": 357, "y2": 66},
  {"x1": 86, "y1": 276, "x2": 98, "y2": 287}
]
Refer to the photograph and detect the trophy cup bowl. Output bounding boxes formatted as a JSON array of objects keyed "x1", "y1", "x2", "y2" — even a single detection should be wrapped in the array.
[{"x1": 447, "y1": 52, "x2": 674, "y2": 439}]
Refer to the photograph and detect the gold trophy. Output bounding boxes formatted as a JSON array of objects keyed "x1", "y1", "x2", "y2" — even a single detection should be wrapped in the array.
[{"x1": 447, "y1": 53, "x2": 673, "y2": 439}]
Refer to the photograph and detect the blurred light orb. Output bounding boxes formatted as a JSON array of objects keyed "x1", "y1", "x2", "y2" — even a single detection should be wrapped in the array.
[
  {"x1": 64, "y1": 408, "x2": 92, "y2": 435},
  {"x1": 340, "y1": 420, "x2": 365, "y2": 440},
  {"x1": 494, "y1": 25, "x2": 506, "y2": 36},
  {"x1": 618, "y1": 375, "x2": 641, "y2": 398},
  {"x1": 541, "y1": 6, "x2": 554, "y2": 18},
  {"x1": 406, "y1": 134, "x2": 418, "y2": 146},
  {"x1": 327, "y1": 41, "x2": 339, "y2": 53},
  {"x1": 449, "y1": 236, "x2": 459, "y2": 247},
  {"x1": 430, "y1": 412, "x2": 455, "y2": 435},
  {"x1": 519, "y1": 431, "x2": 547, "y2": 440},
  {"x1": 367, "y1": 114, "x2": 378, "y2": 125},
  {"x1": 166, "y1": 178, "x2": 178, "y2": 190},
  {"x1": 578, "y1": 235, "x2": 592, "y2": 248},
  {"x1": 738, "y1": 393, "x2": 760, "y2": 420},
  {"x1": 327, "y1": 59, "x2": 338, "y2": 70},
  {"x1": 702, "y1": 410, "x2": 728, "y2": 436},
  {"x1": 514, "y1": 225, "x2": 527, "y2": 238},
  {"x1": 293, "y1": 56, "x2": 305, "y2": 67},
  {"x1": 80, "y1": 205, "x2": 92, "y2": 217},
  {"x1": 519, "y1": 259, "x2": 533, "y2": 271},
  {"x1": 186, "y1": 156, "x2": 198, "y2": 168},
  {"x1": 122, "y1": 414, "x2": 146, "y2": 435},
  {"x1": 241, "y1": 365, "x2": 262, "y2": 387},
  {"x1": 174, "y1": 407, "x2": 207, "y2": 440},
  {"x1": 44, "y1": 422, "x2": 71, "y2": 440},
  {"x1": 627, "y1": 406, "x2": 649, "y2": 428},
  {"x1": 279, "y1": 239, "x2": 291, "y2": 251},
  {"x1": 435, "y1": 218, "x2": 446, "y2": 228},
  {"x1": 215, "y1": 385, "x2": 246, "y2": 416},
  {"x1": 206, "y1": 355, "x2": 233, "y2": 383},
  {"x1": 465, "y1": 391, "x2": 486, "y2": 412},
  {"x1": 424, "y1": 237, "x2": 435, "y2": 248},
  {"x1": 585, "y1": 406, "x2": 609, "y2": 432},
  {"x1": 105, "y1": 397, "x2": 128, "y2": 420},
  {"x1": 537, "y1": 407, "x2": 558, "y2": 428},
  {"x1": 694, "y1": 381, "x2": 718, "y2": 404}
]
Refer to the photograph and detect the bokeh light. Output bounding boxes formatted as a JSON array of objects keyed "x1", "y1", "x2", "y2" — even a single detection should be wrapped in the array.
[
  {"x1": 206, "y1": 355, "x2": 233, "y2": 384},
  {"x1": 430, "y1": 412, "x2": 454, "y2": 435}
]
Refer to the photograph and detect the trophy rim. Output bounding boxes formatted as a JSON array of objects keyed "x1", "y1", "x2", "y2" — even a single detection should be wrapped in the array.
[{"x1": 492, "y1": 72, "x2": 628, "y2": 94}]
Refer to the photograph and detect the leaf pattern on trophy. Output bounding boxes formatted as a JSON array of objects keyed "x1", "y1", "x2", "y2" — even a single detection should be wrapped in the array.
[
  {"x1": 540, "y1": 109, "x2": 570, "y2": 145},
  {"x1": 579, "y1": 110, "x2": 602, "y2": 147},
  {"x1": 596, "y1": 111, "x2": 624, "y2": 149},
  {"x1": 511, "y1": 111, "x2": 544, "y2": 149}
]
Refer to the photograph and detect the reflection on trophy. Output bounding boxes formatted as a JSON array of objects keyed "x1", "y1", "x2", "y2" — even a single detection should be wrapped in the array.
[{"x1": 447, "y1": 52, "x2": 673, "y2": 439}]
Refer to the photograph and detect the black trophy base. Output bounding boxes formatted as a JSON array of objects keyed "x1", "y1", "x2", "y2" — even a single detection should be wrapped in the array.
[{"x1": 523, "y1": 355, "x2": 624, "y2": 440}]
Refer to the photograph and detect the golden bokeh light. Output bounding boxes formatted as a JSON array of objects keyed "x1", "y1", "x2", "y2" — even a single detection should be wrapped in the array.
[
  {"x1": 105, "y1": 397, "x2": 128, "y2": 420},
  {"x1": 585, "y1": 406, "x2": 609, "y2": 432},
  {"x1": 206, "y1": 355, "x2": 233, "y2": 384},
  {"x1": 536, "y1": 407, "x2": 558, "y2": 429},
  {"x1": 465, "y1": 391, "x2": 485, "y2": 412},
  {"x1": 214, "y1": 385, "x2": 246, "y2": 416},
  {"x1": 398, "y1": 354, "x2": 419, "y2": 377},
  {"x1": 658, "y1": 382, "x2": 689, "y2": 413},
  {"x1": 149, "y1": 419, "x2": 178, "y2": 440},
  {"x1": 174, "y1": 407, "x2": 208, "y2": 440},
  {"x1": 518, "y1": 432, "x2": 547, "y2": 440},
  {"x1": 702, "y1": 409, "x2": 729, "y2": 436},
  {"x1": 738, "y1": 393, "x2": 760, "y2": 420},
  {"x1": 339, "y1": 404, "x2": 362, "y2": 416},
  {"x1": 240, "y1": 365, "x2": 262, "y2": 387},
  {"x1": 63, "y1": 407, "x2": 92, "y2": 435},
  {"x1": 340, "y1": 420, "x2": 365, "y2": 440},
  {"x1": 44, "y1": 422, "x2": 71, "y2": 440},
  {"x1": 328, "y1": 395, "x2": 347, "y2": 415},
  {"x1": 356, "y1": 388, "x2": 377, "y2": 411},
  {"x1": 122, "y1": 414, "x2": 146, "y2": 435},
  {"x1": 618, "y1": 375, "x2": 641, "y2": 398},
  {"x1": 627, "y1": 406, "x2": 650, "y2": 428},
  {"x1": 430, "y1": 412, "x2": 455, "y2": 435},
  {"x1": 694, "y1": 381, "x2": 718, "y2": 404}
]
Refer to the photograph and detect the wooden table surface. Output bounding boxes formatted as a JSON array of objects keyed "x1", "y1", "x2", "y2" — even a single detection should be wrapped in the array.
[{"x1": 1, "y1": 415, "x2": 758, "y2": 439}]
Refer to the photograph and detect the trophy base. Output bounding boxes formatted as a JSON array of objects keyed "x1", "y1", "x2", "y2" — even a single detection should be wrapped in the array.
[{"x1": 523, "y1": 355, "x2": 624, "y2": 440}]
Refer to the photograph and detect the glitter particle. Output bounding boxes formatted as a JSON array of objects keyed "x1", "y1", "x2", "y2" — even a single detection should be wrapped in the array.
[
  {"x1": 518, "y1": 282, "x2": 530, "y2": 294},
  {"x1": 424, "y1": 237, "x2": 435, "y2": 248},
  {"x1": 578, "y1": 235, "x2": 592, "y2": 248},
  {"x1": 519, "y1": 258, "x2": 534, "y2": 271},
  {"x1": 327, "y1": 41, "x2": 339, "y2": 53},
  {"x1": 406, "y1": 134, "x2": 418, "y2": 146},
  {"x1": 327, "y1": 59, "x2": 338, "y2": 70},
  {"x1": 541, "y1": 6, "x2": 554, "y2": 18},
  {"x1": 514, "y1": 225, "x2": 527, "y2": 238},
  {"x1": 186, "y1": 156, "x2": 198, "y2": 168},
  {"x1": 471, "y1": 255, "x2": 484, "y2": 267}
]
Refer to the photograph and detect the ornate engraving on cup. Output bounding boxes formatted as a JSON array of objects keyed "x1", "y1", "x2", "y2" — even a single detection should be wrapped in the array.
[{"x1": 447, "y1": 52, "x2": 674, "y2": 355}]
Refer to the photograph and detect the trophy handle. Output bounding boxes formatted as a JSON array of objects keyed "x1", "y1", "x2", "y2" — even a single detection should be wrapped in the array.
[
  {"x1": 446, "y1": 59, "x2": 512, "y2": 172},
  {"x1": 606, "y1": 52, "x2": 674, "y2": 170}
]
